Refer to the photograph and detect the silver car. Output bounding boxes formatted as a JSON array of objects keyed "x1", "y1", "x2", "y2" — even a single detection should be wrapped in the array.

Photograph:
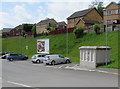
[
  {"x1": 43, "y1": 55, "x2": 71, "y2": 65},
  {"x1": 32, "y1": 54, "x2": 46, "y2": 63}
]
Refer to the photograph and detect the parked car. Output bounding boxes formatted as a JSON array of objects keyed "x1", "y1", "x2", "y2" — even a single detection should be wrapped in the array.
[
  {"x1": 7, "y1": 53, "x2": 28, "y2": 61},
  {"x1": 43, "y1": 55, "x2": 71, "y2": 65},
  {"x1": 0, "y1": 52, "x2": 6, "y2": 59},
  {"x1": 32, "y1": 54, "x2": 46, "y2": 63},
  {"x1": 0, "y1": 52, "x2": 11, "y2": 59}
]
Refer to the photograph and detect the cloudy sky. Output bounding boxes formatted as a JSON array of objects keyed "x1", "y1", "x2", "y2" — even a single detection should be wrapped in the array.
[{"x1": 0, "y1": 0, "x2": 119, "y2": 29}]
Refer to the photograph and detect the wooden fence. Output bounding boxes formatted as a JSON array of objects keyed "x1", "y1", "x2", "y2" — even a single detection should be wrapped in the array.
[{"x1": 49, "y1": 27, "x2": 75, "y2": 35}]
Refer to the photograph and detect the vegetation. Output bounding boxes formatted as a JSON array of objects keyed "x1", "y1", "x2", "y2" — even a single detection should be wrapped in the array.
[
  {"x1": 93, "y1": 24, "x2": 101, "y2": 34},
  {"x1": 2, "y1": 31, "x2": 119, "y2": 69},
  {"x1": 74, "y1": 27, "x2": 84, "y2": 38},
  {"x1": 32, "y1": 26, "x2": 37, "y2": 38},
  {"x1": 23, "y1": 24, "x2": 33, "y2": 32},
  {"x1": 89, "y1": 0, "x2": 104, "y2": 15}
]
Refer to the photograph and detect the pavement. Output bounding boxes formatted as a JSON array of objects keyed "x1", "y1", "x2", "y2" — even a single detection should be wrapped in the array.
[{"x1": 1, "y1": 59, "x2": 119, "y2": 88}]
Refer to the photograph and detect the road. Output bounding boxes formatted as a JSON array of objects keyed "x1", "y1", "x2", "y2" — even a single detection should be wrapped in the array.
[{"x1": 1, "y1": 59, "x2": 118, "y2": 88}]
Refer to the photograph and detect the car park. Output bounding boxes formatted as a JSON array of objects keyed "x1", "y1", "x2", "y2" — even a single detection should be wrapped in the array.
[
  {"x1": 32, "y1": 54, "x2": 46, "y2": 63},
  {"x1": 43, "y1": 55, "x2": 71, "y2": 65},
  {"x1": 7, "y1": 53, "x2": 28, "y2": 61}
]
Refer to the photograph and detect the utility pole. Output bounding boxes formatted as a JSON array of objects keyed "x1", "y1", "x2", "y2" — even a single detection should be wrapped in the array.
[{"x1": 104, "y1": 9, "x2": 108, "y2": 65}]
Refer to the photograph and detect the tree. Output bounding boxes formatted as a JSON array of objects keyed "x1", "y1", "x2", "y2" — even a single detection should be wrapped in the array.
[
  {"x1": 89, "y1": 0, "x2": 104, "y2": 15},
  {"x1": 21, "y1": 30, "x2": 25, "y2": 37},
  {"x1": 93, "y1": 24, "x2": 100, "y2": 34},
  {"x1": 32, "y1": 26, "x2": 36, "y2": 37},
  {"x1": 23, "y1": 24, "x2": 33, "y2": 32},
  {"x1": 73, "y1": 27, "x2": 84, "y2": 38}
]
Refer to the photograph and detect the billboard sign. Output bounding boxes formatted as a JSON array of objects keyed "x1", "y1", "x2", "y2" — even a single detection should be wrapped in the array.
[{"x1": 37, "y1": 39, "x2": 49, "y2": 54}]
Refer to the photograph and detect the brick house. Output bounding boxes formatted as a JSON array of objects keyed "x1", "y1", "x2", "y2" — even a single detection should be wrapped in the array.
[
  {"x1": 36, "y1": 18, "x2": 57, "y2": 34},
  {"x1": 67, "y1": 8, "x2": 103, "y2": 29},
  {"x1": 13, "y1": 24, "x2": 33, "y2": 37},
  {"x1": 57, "y1": 21, "x2": 67, "y2": 30},
  {"x1": 103, "y1": 2, "x2": 120, "y2": 31},
  {"x1": 2, "y1": 28, "x2": 13, "y2": 37}
]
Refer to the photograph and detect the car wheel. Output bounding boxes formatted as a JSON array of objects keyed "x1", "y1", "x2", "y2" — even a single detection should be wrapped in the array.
[
  {"x1": 36, "y1": 60, "x2": 41, "y2": 63},
  {"x1": 51, "y1": 60, "x2": 55, "y2": 65},
  {"x1": 9, "y1": 58, "x2": 13, "y2": 61},
  {"x1": 65, "y1": 59, "x2": 71, "y2": 63}
]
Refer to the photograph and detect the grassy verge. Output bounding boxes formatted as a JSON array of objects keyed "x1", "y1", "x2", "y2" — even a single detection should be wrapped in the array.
[{"x1": 2, "y1": 31, "x2": 119, "y2": 69}]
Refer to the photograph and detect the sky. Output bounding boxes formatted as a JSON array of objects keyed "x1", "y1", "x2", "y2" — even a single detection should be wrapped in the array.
[{"x1": 0, "y1": 0, "x2": 119, "y2": 30}]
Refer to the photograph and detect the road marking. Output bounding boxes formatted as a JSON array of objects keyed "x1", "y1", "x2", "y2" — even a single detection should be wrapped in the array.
[
  {"x1": 65, "y1": 66, "x2": 119, "y2": 75},
  {"x1": 58, "y1": 65, "x2": 64, "y2": 69},
  {"x1": 7, "y1": 81, "x2": 32, "y2": 87}
]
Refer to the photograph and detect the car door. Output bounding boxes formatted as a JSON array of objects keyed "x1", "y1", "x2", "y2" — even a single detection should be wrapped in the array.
[
  {"x1": 38, "y1": 55, "x2": 42, "y2": 61},
  {"x1": 17, "y1": 54, "x2": 22, "y2": 60},
  {"x1": 13, "y1": 54, "x2": 19, "y2": 60},
  {"x1": 59, "y1": 55, "x2": 66, "y2": 63}
]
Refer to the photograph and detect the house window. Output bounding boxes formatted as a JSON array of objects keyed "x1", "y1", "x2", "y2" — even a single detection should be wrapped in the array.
[
  {"x1": 106, "y1": 10, "x2": 112, "y2": 15},
  {"x1": 74, "y1": 18, "x2": 77, "y2": 21},
  {"x1": 116, "y1": 10, "x2": 120, "y2": 14},
  {"x1": 69, "y1": 19, "x2": 72, "y2": 23}
]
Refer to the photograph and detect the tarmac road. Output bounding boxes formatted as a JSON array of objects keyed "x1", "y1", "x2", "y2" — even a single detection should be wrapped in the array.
[{"x1": 1, "y1": 59, "x2": 118, "y2": 88}]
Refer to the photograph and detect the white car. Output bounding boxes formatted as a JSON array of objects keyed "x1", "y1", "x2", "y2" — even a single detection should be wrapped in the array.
[
  {"x1": 43, "y1": 55, "x2": 71, "y2": 65},
  {"x1": 32, "y1": 54, "x2": 46, "y2": 63}
]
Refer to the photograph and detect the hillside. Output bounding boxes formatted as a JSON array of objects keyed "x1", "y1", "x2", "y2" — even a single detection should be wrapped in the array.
[{"x1": 2, "y1": 31, "x2": 119, "y2": 68}]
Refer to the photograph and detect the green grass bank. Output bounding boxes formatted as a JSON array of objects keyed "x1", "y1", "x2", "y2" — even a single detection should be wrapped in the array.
[{"x1": 2, "y1": 31, "x2": 119, "y2": 69}]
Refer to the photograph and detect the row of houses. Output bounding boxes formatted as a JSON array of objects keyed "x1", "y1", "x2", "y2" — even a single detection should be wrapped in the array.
[{"x1": 1, "y1": 2, "x2": 120, "y2": 38}]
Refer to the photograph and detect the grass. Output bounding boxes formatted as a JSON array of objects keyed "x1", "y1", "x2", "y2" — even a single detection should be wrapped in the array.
[{"x1": 2, "y1": 31, "x2": 119, "y2": 69}]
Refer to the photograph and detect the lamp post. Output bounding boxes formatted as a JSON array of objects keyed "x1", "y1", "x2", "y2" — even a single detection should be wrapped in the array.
[
  {"x1": 65, "y1": 25, "x2": 68, "y2": 57},
  {"x1": 25, "y1": 34, "x2": 28, "y2": 56},
  {"x1": 103, "y1": 9, "x2": 108, "y2": 65}
]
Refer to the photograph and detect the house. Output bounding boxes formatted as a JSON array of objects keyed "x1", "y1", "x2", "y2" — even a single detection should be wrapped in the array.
[
  {"x1": 2, "y1": 28, "x2": 13, "y2": 37},
  {"x1": 103, "y1": 2, "x2": 120, "y2": 31},
  {"x1": 36, "y1": 18, "x2": 57, "y2": 34},
  {"x1": 67, "y1": 8, "x2": 103, "y2": 29},
  {"x1": 57, "y1": 21, "x2": 67, "y2": 30},
  {"x1": 13, "y1": 24, "x2": 33, "y2": 37}
]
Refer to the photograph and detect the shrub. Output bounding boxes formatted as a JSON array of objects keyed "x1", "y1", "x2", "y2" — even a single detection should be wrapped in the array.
[
  {"x1": 93, "y1": 24, "x2": 100, "y2": 34},
  {"x1": 74, "y1": 27, "x2": 84, "y2": 38}
]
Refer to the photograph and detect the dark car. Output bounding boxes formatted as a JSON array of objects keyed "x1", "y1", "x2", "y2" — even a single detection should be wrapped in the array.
[
  {"x1": 0, "y1": 52, "x2": 6, "y2": 59},
  {"x1": 7, "y1": 53, "x2": 28, "y2": 61}
]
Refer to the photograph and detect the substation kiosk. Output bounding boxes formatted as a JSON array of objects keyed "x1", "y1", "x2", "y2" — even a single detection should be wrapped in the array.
[{"x1": 79, "y1": 46, "x2": 111, "y2": 68}]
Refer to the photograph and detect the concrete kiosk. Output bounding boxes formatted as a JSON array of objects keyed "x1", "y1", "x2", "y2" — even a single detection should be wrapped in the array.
[{"x1": 79, "y1": 46, "x2": 111, "y2": 68}]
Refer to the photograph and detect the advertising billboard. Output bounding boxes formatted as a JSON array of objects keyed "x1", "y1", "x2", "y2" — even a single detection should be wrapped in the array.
[{"x1": 37, "y1": 39, "x2": 49, "y2": 54}]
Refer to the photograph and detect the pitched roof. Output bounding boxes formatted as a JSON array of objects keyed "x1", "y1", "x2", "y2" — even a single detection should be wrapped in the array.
[
  {"x1": 67, "y1": 8, "x2": 93, "y2": 19},
  {"x1": 76, "y1": 18, "x2": 100, "y2": 25},
  {"x1": 105, "y1": 2, "x2": 120, "y2": 9},
  {"x1": 2, "y1": 28, "x2": 13, "y2": 33},
  {"x1": 37, "y1": 18, "x2": 57, "y2": 25},
  {"x1": 58, "y1": 21, "x2": 66, "y2": 25},
  {"x1": 14, "y1": 25, "x2": 23, "y2": 29}
]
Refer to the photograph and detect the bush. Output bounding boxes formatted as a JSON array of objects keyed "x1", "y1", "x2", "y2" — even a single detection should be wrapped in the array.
[
  {"x1": 93, "y1": 24, "x2": 100, "y2": 34},
  {"x1": 73, "y1": 27, "x2": 84, "y2": 38}
]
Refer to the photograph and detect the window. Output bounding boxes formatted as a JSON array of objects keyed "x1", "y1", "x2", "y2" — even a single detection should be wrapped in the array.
[
  {"x1": 74, "y1": 18, "x2": 76, "y2": 21},
  {"x1": 116, "y1": 10, "x2": 120, "y2": 14},
  {"x1": 42, "y1": 55, "x2": 45, "y2": 57},
  {"x1": 38, "y1": 55, "x2": 41, "y2": 57},
  {"x1": 69, "y1": 19, "x2": 72, "y2": 23},
  {"x1": 59, "y1": 55, "x2": 64, "y2": 58},
  {"x1": 106, "y1": 10, "x2": 112, "y2": 15}
]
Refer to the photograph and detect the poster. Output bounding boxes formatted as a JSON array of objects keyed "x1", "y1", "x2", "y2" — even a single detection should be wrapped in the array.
[{"x1": 37, "y1": 39, "x2": 49, "y2": 54}]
